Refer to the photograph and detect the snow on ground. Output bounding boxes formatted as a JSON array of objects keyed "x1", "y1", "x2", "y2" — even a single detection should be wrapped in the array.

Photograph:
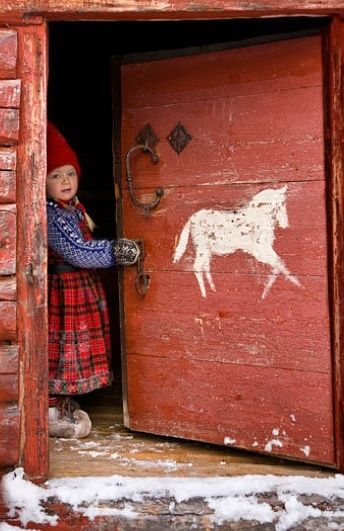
[{"x1": 1, "y1": 468, "x2": 344, "y2": 530}]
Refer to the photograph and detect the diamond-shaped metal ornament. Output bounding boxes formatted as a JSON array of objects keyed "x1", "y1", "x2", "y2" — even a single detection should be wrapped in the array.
[
  {"x1": 135, "y1": 123, "x2": 159, "y2": 149},
  {"x1": 167, "y1": 122, "x2": 192, "y2": 155}
]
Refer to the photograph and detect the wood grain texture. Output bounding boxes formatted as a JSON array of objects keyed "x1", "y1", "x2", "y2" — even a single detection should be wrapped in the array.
[
  {"x1": 0, "y1": 373, "x2": 18, "y2": 401},
  {"x1": 0, "y1": 170, "x2": 15, "y2": 203},
  {"x1": 123, "y1": 271, "x2": 331, "y2": 372},
  {"x1": 0, "y1": 301, "x2": 16, "y2": 340},
  {"x1": 0, "y1": 344, "x2": 18, "y2": 373},
  {"x1": 0, "y1": 148, "x2": 16, "y2": 170},
  {"x1": 121, "y1": 35, "x2": 334, "y2": 466},
  {"x1": 0, "y1": 403, "x2": 19, "y2": 466},
  {"x1": 123, "y1": 36, "x2": 322, "y2": 109},
  {"x1": 0, "y1": 109, "x2": 19, "y2": 145},
  {"x1": 0, "y1": 204, "x2": 15, "y2": 275},
  {"x1": 122, "y1": 37, "x2": 323, "y2": 191},
  {"x1": 50, "y1": 395, "x2": 332, "y2": 478},
  {"x1": 0, "y1": 80, "x2": 20, "y2": 108},
  {"x1": 326, "y1": 16, "x2": 344, "y2": 473},
  {"x1": 16, "y1": 23, "x2": 48, "y2": 480},
  {"x1": 123, "y1": 181, "x2": 328, "y2": 277},
  {"x1": 0, "y1": 30, "x2": 17, "y2": 79},
  {"x1": 0, "y1": 276, "x2": 16, "y2": 300},
  {"x1": 126, "y1": 355, "x2": 334, "y2": 465},
  {"x1": 0, "y1": 1, "x2": 343, "y2": 18},
  {"x1": 123, "y1": 87, "x2": 324, "y2": 189}
]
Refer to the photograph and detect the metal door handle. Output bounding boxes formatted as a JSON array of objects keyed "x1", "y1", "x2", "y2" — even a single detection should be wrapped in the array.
[
  {"x1": 134, "y1": 238, "x2": 150, "y2": 296},
  {"x1": 125, "y1": 143, "x2": 163, "y2": 213}
]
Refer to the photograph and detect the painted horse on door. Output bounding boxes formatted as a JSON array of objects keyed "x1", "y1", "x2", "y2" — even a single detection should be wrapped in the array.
[{"x1": 173, "y1": 186, "x2": 301, "y2": 299}]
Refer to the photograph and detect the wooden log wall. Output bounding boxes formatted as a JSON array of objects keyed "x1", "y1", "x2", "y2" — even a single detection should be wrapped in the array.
[
  {"x1": 0, "y1": 29, "x2": 20, "y2": 470},
  {"x1": 0, "y1": 22, "x2": 48, "y2": 480}
]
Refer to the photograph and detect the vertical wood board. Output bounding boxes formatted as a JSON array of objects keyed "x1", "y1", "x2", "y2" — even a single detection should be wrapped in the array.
[
  {"x1": 327, "y1": 16, "x2": 344, "y2": 472},
  {"x1": 16, "y1": 22, "x2": 48, "y2": 480}
]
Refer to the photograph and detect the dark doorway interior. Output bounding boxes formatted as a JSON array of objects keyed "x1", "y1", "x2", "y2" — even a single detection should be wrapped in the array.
[{"x1": 48, "y1": 16, "x2": 329, "y2": 409}]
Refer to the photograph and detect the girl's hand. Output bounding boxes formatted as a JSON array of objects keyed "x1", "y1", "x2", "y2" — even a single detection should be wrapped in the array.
[{"x1": 113, "y1": 238, "x2": 141, "y2": 265}]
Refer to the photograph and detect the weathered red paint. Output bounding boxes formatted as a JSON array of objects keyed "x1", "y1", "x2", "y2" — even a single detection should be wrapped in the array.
[
  {"x1": 0, "y1": 3, "x2": 342, "y2": 487},
  {"x1": 0, "y1": 0, "x2": 343, "y2": 19},
  {"x1": 0, "y1": 171, "x2": 16, "y2": 203},
  {"x1": 0, "y1": 148, "x2": 16, "y2": 171},
  {"x1": 120, "y1": 35, "x2": 334, "y2": 465},
  {"x1": 326, "y1": 16, "x2": 344, "y2": 474},
  {"x1": 0, "y1": 204, "x2": 16, "y2": 275},
  {"x1": 0, "y1": 301, "x2": 16, "y2": 341},
  {"x1": 16, "y1": 23, "x2": 48, "y2": 480}
]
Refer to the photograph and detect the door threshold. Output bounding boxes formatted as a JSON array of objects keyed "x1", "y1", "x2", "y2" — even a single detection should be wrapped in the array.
[{"x1": 49, "y1": 400, "x2": 333, "y2": 479}]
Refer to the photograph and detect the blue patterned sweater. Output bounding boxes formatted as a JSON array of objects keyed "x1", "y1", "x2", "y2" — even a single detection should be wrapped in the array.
[{"x1": 47, "y1": 200, "x2": 116, "y2": 268}]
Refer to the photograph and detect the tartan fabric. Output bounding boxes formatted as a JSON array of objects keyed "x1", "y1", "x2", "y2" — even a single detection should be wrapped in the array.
[{"x1": 48, "y1": 268, "x2": 113, "y2": 395}]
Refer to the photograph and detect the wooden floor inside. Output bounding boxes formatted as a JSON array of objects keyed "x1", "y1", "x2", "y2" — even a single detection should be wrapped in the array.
[{"x1": 49, "y1": 386, "x2": 335, "y2": 479}]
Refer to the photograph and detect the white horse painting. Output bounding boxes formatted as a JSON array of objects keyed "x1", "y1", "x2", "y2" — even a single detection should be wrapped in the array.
[{"x1": 173, "y1": 186, "x2": 301, "y2": 299}]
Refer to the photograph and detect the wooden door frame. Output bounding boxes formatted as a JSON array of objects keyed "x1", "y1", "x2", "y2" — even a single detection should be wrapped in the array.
[
  {"x1": 17, "y1": 12, "x2": 344, "y2": 480},
  {"x1": 16, "y1": 20, "x2": 48, "y2": 481}
]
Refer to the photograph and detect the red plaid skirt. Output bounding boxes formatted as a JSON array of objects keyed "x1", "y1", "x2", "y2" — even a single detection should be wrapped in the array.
[{"x1": 48, "y1": 269, "x2": 113, "y2": 395}]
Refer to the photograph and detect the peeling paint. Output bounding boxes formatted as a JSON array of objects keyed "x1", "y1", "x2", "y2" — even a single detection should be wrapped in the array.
[
  {"x1": 224, "y1": 436, "x2": 236, "y2": 445},
  {"x1": 301, "y1": 446, "x2": 311, "y2": 457}
]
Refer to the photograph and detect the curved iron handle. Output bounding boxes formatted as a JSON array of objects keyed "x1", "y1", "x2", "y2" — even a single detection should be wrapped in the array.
[{"x1": 125, "y1": 143, "x2": 163, "y2": 212}]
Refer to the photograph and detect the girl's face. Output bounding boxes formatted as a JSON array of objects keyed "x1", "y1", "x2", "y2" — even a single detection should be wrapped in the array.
[{"x1": 46, "y1": 164, "x2": 78, "y2": 201}]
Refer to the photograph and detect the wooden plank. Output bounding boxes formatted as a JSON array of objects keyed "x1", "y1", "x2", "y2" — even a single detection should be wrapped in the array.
[
  {"x1": 0, "y1": 276, "x2": 16, "y2": 300},
  {"x1": 123, "y1": 36, "x2": 322, "y2": 109},
  {"x1": 0, "y1": 373, "x2": 17, "y2": 401},
  {"x1": 123, "y1": 271, "x2": 331, "y2": 372},
  {"x1": 0, "y1": 403, "x2": 19, "y2": 467},
  {"x1": 122, "y1": 86, "x2": 324, "y2": 189},
  {"x1": 0, "y1": 204, "x2": 15, "y2": 275},
  {"x1": 327, "y1": 16, "x2": 344, "y2": 473},
  {"x1": 0, "y1": 80, "x2": 20, "y2": 108},
  {"x1": 0, "y1": 170, "x2": 15, "y2": 203},
  {"x1": 0, "y1": 108, "x2": 19, "y2": 145},
  {"x1": 0, "y1": 301, "x2": 16, "y2": 340},
  {"x1": 0, "y1": 30, "x2": 16, "y2": 79},
  {"x1": 50, "y1": 398, "x2": 331, "y2": 478},
  {"x1": 0, "y1": 344, "x2": 18, "y2": 373},
  {"x1": 17, "y1": 23, "x2": 48, "y2": 481},
  {"x1": 123, "y1": 181, "x2": 327, "y2": 278},
  {"x1": 126, "y1": 355, "x2": 334, "y2": 465},
  {"x1": 0, "y1": 1, "x2": 343, "y2": 18},
  {"x1": 0, "y1": 148, "x2": 16, "y2": 170}
]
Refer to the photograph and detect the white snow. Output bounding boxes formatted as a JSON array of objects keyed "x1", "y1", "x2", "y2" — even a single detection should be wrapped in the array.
[
  {"x1": 2, "y1": 468, "x2": 344, "y2": 530},
  {"x1": 224, "y1": 436, "x2": 236, "y2": 445}
]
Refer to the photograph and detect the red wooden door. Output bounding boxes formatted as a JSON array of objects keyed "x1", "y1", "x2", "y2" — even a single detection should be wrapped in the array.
[{"x1": 119, "y1": 35, "x2": 334, "y2": 465}]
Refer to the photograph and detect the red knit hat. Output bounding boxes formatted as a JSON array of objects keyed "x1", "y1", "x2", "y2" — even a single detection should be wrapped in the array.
[{"x1": 47, "y1": 122, "x2": 81, "y2": 177}]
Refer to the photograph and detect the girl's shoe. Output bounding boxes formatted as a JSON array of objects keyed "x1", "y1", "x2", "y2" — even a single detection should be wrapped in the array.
[{"x1": 48, "y1": 407, "x2": 92, "y2": 438}]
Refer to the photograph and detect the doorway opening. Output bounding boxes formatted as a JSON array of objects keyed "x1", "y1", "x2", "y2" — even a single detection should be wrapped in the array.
[{"x1": 48, "y1": 16, "x2": 330, "y2": 477}]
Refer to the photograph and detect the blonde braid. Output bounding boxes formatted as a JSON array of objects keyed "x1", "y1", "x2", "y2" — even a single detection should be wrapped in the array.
[{"x1": 74, "y1": 196, "x2": 97, "y2": 233}]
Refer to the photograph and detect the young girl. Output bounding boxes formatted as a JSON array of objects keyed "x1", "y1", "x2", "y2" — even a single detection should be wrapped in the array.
[{"x1": 47, "y1": 122, "x2": 139, "y2": 438}]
